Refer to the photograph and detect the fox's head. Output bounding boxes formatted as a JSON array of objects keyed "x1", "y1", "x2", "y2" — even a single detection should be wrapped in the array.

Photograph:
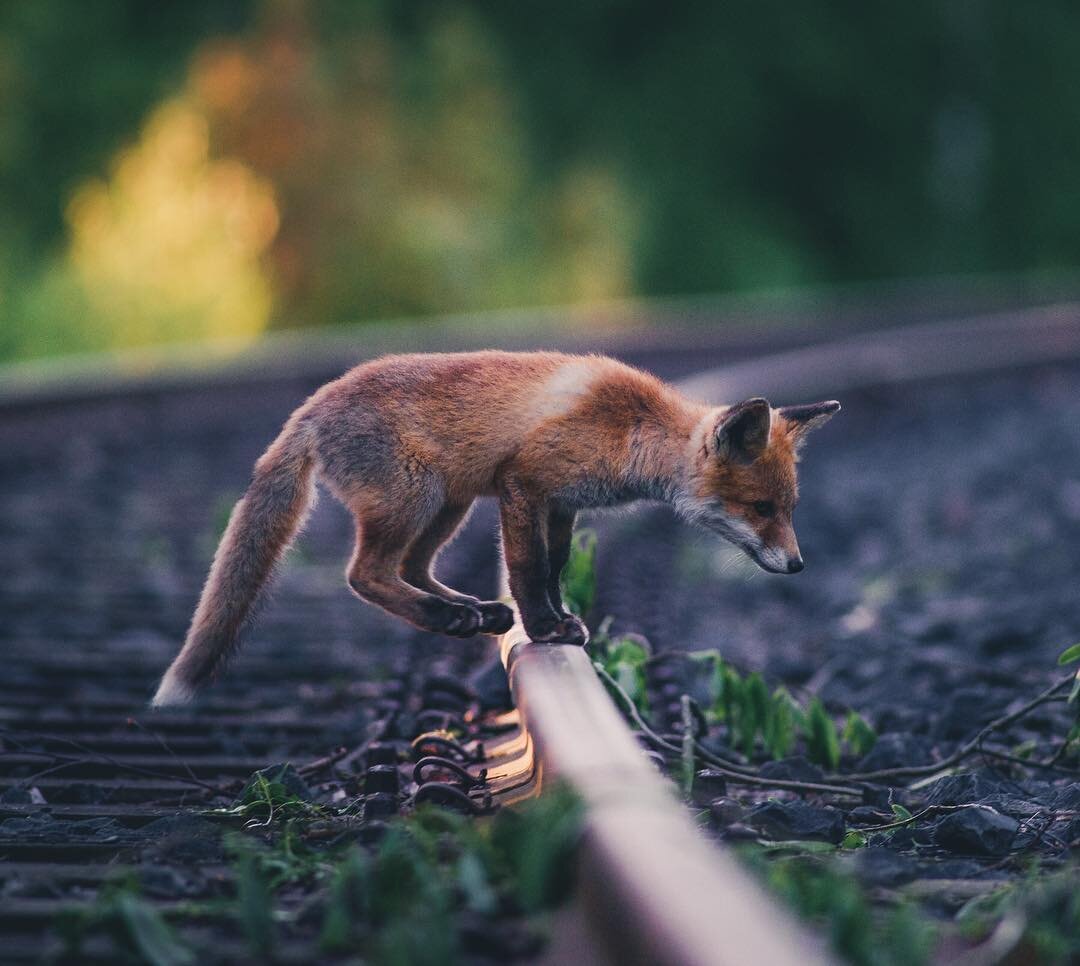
[{"x1": 681, "y1": 397, "x2": 840, "y2": 574}]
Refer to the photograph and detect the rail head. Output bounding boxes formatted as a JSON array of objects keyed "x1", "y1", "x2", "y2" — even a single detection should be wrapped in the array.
[{"x1": 500, "y1": 623, "x2": 835, "y2": 966}]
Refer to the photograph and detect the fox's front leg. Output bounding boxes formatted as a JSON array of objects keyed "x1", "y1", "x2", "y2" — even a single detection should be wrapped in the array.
[
  {"x1": 546, "y1": 506, "x2": 577, "y2": 619},
  {"x1": 499, "y1": 479, "x2": 587, "y2": 646}
]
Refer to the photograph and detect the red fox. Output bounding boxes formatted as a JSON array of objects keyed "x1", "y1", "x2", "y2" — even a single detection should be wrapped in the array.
[{"x1": 152, "y1": 351, "x2": 838, "y2": 706}]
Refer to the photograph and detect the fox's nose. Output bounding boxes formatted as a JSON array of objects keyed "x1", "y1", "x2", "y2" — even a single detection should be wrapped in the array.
[{"x1": 786, "y1": 556, "x2": 804, "y2": 574}]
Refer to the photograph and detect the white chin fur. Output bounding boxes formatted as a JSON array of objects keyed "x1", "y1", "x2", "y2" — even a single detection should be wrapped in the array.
[{"x1": 151, "y1": 671, "x2": 195, "y2": 708}]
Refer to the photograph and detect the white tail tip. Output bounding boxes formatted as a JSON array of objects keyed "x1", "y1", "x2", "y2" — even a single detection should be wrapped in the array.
[{"x1": 151, "y1": 669, "x2": 196, "y2": 708}]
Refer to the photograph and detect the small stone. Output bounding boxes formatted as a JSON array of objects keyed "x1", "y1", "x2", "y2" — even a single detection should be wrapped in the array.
[
  {"x1": 747, "y1": 800, "x2": 845, "y2": 844},
  {"x1": 856, "y1": 733, "x2": 936, "y2": 772},
  {"x1": 1051, "y1": 782, "x2": 1080, "y2": 812},
  {"x1": 847, "y1": 805, "x2": 892, "y2": 825},
  {"x1": 851, "y1": 848, "x2": 918, "y2": 887},
  {"x1": 933, "y1": 807, "x2": 1018, "y2": 856},
  {"x1": 758, "y1": 757, "x2": 825, "y2": 784},
  {"x1": 923, "y1": 772, "x2": 1006, "y2": 807}
]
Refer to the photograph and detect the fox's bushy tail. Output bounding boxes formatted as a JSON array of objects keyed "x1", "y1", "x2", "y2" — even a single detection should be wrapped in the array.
[{"x1": 152, "y1": 417, "x2": 315, "y2": 707}]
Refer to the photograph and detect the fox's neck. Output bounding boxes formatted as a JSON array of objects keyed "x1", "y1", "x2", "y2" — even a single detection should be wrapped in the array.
[{"x1": 619, "y1": 394, "x2": 712, "y2": 507}]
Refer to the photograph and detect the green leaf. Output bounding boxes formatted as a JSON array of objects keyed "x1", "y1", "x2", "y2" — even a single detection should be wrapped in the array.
[
  {"x1": 1069, "y1": 672, "x2": 1080, "y2": 706},
  {"x1": 1057, "y1": 643, "x2": 1080, "y2": 665},
  {"x1": 115, "y1": 894, "x2": 195, "y2": 966},
  {"x1": 842, "y1": 711, "x2": 877, "y2": 759},
  {"x1": 737, "y1": 680, "x2": 759, "y2": 756},
  {"x1": 718, "y1": 665, "x2": 743, "y2": 725},
  {"x1": 559, "y1": 529, "x2": 597, "y2": 618},
  {"x1": 891, "y1": 803, "x2": 913, "y2": 822},
  {"x1": 841, "y1": 830, "x2": 867, "y2": 849},
  {"x1": 805, "y1": 698, "x2": 840, "y2": 771},
  {"x1": 746, "y1": 674, "x2": 771, "y2": 736},
  {"x1": 235, "y1": 850, "x2": 276, "y2": 958},
  {"x1": 764, "y1": 688, "x2": 796, "y2": 760},
  {"x1": 319, "y1": 849, "x2": 370, "y2": 952}
]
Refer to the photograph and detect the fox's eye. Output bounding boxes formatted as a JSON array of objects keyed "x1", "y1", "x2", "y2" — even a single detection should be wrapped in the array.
[{"x1": 752, "y1": 500, "x2": 776, "y2": 517}]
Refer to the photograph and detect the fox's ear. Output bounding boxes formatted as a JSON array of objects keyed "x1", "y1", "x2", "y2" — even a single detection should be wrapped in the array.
[
  {"x1": 714, "y1": 397, "x2": 771, "y2": 463},
  {"x1": 778, "y1": 400, "x2": 841, "y2": 444}
]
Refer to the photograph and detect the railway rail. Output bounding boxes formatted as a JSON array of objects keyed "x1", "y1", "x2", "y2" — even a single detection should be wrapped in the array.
[{"x1": 1, "y1": 300, "x2": 1079, "y2": 963}]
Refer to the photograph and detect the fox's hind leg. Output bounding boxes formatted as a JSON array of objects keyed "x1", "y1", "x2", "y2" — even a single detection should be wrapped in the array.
[
  {"x1": 400, "y1": 501, "x2": 513, "y2": 634},
  {"x1": 347, "y1": 503, "x2": 483, "y2": 638}
]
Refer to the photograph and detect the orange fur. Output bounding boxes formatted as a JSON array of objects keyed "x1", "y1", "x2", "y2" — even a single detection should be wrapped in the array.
[{"x1": 152, "y1": 351, "x2": 838, "y2": 705}]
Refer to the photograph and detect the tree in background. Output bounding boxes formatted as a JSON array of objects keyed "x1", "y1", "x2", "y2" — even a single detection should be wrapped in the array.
[{"x1": 2, "y1": 0, "x2": 1080, "y2": 360}]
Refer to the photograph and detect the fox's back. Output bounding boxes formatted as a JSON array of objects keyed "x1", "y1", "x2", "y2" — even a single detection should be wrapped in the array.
[{"x1": 303, "y1": 350, "x2": 663, "y2": 499}]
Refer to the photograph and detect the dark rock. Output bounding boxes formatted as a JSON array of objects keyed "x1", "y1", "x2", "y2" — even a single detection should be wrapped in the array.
[
  {"x1": 0, "y1": 786, "x2": 45, "y2": 805},
  {"x1": 138, "y1": 864, "x2": 207, "y2": 899},
  {"x1": 720, "y1": 822, "x2": 761, "y2": 842},
  {"x1": 873, "y1": 705, "x2": 929, "y2": 736},
  {"x1": 758, "y1": 757, "x2": 826, "y2": 784},
  {"x1": 860, "y1": 784, "x2": 894, "y2": 809},
  {"x1": 856, "y1": 733, "x2": 936, "y2": 772},
  {"x1": 923, "y1": 772, "x2": 1008, "y2": 807},
  {"x1": 709, "y1": 798, "x2": 746, "y2": 826},
  {"x1": 851, "y1": 847, "x2": 918, "y2": 887},
  {"x1": 933, "y1": 807, "x2": 1018, "y2": 856},
  {"x1": 139, "y1": 815, "x2": 224, "y2": 862},
  {"x1": 847, "y1": 805, "x2": 892, "y2": 826},
  {"x1": 935, "y1": 688, "x2": 1001, "y2": 741},
  {"x1": 1050, "y1": 782, "x2": 1080, "y2": 812},
  {"x1": 916, "y1": 858, "x2": 994, "y2": 880},
  {"x1": 978, "y1": 620, "x2": 1041, "y2": 656},
  {"x1": 880, "y1": 824, "x2": 935, "y2": 850},
  {"x1": 469, "y1": 657, "x2": 512, "y2": 711},
  {"x1": 747, "y1": 800, "x2": 845, "y2": 844},
  {"x1": 68, "y1": 783, "x2": 109, "y2": 804}
]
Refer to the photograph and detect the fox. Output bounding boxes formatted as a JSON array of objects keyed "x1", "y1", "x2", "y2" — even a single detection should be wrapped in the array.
[{"x1": 152, "y1": 350, "x2": 839, "y2": 706}]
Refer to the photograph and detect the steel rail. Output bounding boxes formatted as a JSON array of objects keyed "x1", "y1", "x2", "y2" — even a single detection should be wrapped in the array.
[{"x1": 494, "y1": 302, "x2": 1080, "y2": 966}]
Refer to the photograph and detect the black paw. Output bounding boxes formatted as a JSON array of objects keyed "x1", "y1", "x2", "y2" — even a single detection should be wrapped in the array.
[
  {"x1": 526, "y1": 615, "x2": 589, "y2": 647},
  {"x1": 444, "y1": 604, "x2": 483, "y2": 638},
  {"x1": 475, "y1": 602, "x2": 515, "y2": 635},
  {"x1": 421, "y1": 598, "x2": 482, "y2": 638}
]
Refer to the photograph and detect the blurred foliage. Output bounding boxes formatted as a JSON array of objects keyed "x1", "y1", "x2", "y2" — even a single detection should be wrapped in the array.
[{"x1": 3, "y1": 0, "x2": 1080, "y2": 360}]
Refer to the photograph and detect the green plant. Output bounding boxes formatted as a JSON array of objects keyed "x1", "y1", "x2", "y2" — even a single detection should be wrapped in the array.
[
  {"x1": 956, "y1": 863, "x2": 1080, "y2": 963},
  {"x1": 705, "y1": 659, "x2": 872, "y2": 767},
  {"x1": 560, "y1": 529, "x2": 598, "y2": 618},
  {"x1": 58, "y1": 880, "x2": 196, "y2": 966},
  {"x1": 316, "y1": 786, "x2": 582, "y2": 962},
  {"x1": 744, "y1": 850, "x2": 935, "y2": 966},
  {"x1": 805, "y1": 698, "x2": 841, "y2": 771},
  {"x1": 235, "y1": 850, "x2": 276, "y2": 960},
  {"x1": 207, "y1": 764, "x2": 326, "y2": 828}
]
